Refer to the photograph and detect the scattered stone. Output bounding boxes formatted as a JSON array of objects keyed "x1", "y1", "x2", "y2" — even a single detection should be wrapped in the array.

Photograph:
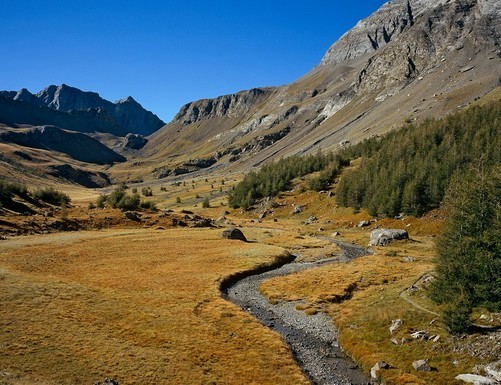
[
  {"x1": 455, "y1": 374, "x2": 497, "y2": 384},
  {"x1": 332, "y1": 231, "x2": 340, "y2": 237},
  {"x1": 307, "y1": 216, "x2": 317, "y2": 223},
  {"x1": 155, "y1": 226, "x2": 165, "y2": 230},
  {"x1": 193, "y1": 218, "x2": 213, "y2": 228},
  {"x1": 371, "y1": 361, "x2": 391, "y2": 379},
  {"x1": 412, "y1": 359, "x2": 433, "y2": 372},
  {"x1": 485, "y1": 360, "x2": 501, "y2": 382},
  {"x1": 124, "y1": 211, "x2": 141, "y2": 222},
  {"x1": 222, "y1": 227, "x2": 247, "y2": 242},
  {"x1": 369, "y1": 228, "x2": 409, "y2": 246},
  {"x1": 391, "y1": 338, "x2": 400, "y2": 345},
  {"x1": 411, "y1": 330, "x2": 429, "y2": 340},
  {"x1": 401, "y1": 256, "x2": 416, "y2": 262},
  {"x1": 291, "y1": 205, "x2": 303, "y2": 215},
  {"x1": 389, "y1": 319, "x2": 403, "y2": 334},
  {"x1": 318, "y1": 227, "x2": 324, "y2": 232},
  {"x1": 258, "y1": 212, "x2": 266, "y2": 220},
  {"x1": 357, "y1": 220, "x2": 370, "y2": 228},
  {"x1": 459, "y1": 65, "x2": 475, "y2": 73}
]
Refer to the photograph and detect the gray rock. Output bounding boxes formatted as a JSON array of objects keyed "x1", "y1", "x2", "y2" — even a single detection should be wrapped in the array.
[
  {"x1": 331, "y1": 231, "x2": 341, "y2": 237},
  {"x1": 222, "y1": 227, "x2": 247, "y2": 242},
  {"x1": 412, "y1": 359, "x2": 433, "y2": 372},
  {"x1": 123, "y1": 133, "x2": 147, "y2": 150},
  {"x1": 357, "y1": 220, "x2": 370, "y2": 228},
  {"x1": 455, "y1": 374, "x2": 497, "y2": 384},
  {"x1": 174, "y1": 88, "x2": 272, "y2": 125},
  {"x1": 411, "y1": 330, "x2": 429, "y2": 340},
  {"x1": 371, "y1": 360, "x2": 391, "y2": 379},
  {"x1": 291, "y1": 205, "x2": 303, "y2": 215},
  {"x1": 389, "y1": 319, "x2": 403, "y2": 334},
  {"x1": 485, "y1": 360, "x2": 501, "y2": 382},
  {"x1": 369, "y1": 228, "x2": 409, "y2": 246}
]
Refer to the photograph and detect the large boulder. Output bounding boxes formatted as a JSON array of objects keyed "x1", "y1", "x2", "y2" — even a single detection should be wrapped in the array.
[
  {"x1": 455, "y1": 374, "x2": 497, "y2": 384},
  {"x1": 369, "y1": 228, "x2": 408, "y2": 246},
  {"x1": 222, "y1": 227, "x2": 247, "y2": 242}
]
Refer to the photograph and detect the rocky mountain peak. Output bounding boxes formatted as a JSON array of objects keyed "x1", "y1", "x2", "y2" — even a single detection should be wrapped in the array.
[
  {"x1": 320, "y1": 0, "x2": 446, "y2": 66},
  {"x1": 36, "y1": 84, "x2": 104, "y2": 111},
  {"x1": 1, "y1": 84, "x2": 165, "y2": 136},
  {"x1": 13, "y1": 88, "x2": 41, "y2": 105},
  {"x1": 116, "y1": 96, "x2": 138, "y2": 104}
]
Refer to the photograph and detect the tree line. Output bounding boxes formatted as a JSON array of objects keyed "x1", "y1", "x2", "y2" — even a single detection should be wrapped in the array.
[
  {"x1": 336, "y1": 101, "x2": 500, "y2": 217},
  {"x1": 228, "y1": 151, "x2": 349, "y2": 209}
]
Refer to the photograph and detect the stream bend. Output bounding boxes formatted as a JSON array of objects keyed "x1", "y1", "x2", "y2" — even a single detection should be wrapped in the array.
[{"x1": 221, "y1": 240, "x2": 372, "y2": 385}]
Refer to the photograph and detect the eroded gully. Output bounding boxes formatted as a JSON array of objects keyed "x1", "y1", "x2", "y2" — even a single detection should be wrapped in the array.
[{"x1": 221, "y1": 240, "x2": 372, "y2": 385}]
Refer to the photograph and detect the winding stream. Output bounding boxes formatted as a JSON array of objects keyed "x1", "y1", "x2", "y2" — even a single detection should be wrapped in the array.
[{"x1": 222, "y1": 240, "x2": 371, "y2": 385}]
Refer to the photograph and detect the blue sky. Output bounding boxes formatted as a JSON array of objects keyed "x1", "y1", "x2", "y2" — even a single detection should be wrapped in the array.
[{"x1": 1, "y1": 1, "x2": 386, "y2": 121}]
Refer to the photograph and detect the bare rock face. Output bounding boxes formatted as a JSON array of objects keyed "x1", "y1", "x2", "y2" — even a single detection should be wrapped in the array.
[
  {"x1": 173, "y1": 88, "x2": 274, "y2": 125},
  {"x1": 123, "y1": 133, "x2": 148, "y2": 150}
]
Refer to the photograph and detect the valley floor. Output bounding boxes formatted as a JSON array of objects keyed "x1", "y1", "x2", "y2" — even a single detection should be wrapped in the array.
[{"x1": 0, "y1": 198, "x2": 499, "y2": 385}]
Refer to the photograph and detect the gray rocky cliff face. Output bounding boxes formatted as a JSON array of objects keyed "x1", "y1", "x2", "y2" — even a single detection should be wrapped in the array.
[
  {"x1": 173, "y1": 88, "x2": 274, "y2": 125},
  {"x1": 319, "y1": 0, "x2": 500, "y2": 70},
  {"x1": 353, "y1": 0, "x2": 501, "y2": 95}
]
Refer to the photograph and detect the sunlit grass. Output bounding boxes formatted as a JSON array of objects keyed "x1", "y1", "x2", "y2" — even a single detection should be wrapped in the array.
[{"x1": 0, "y1": 229, "x2": 308, "y2": 385}]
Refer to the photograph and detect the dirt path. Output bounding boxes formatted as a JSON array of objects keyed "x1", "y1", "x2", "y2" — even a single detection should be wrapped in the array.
[{"x1": 222, "y1": 240, "x2": 372, "y2": 385}]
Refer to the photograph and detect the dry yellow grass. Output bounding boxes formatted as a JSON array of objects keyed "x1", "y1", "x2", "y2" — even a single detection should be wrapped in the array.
[
  {"x1": 0, "y1": 229, "x2": 309, "y2": 385},
  {"x1": 260, "y1": 233, "x2": 482, "y2": 385}
]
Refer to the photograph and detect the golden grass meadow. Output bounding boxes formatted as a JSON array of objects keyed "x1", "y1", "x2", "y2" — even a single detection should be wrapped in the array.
[{"x1": 0, "y1": 228, "x2": 308, "y2": 385}]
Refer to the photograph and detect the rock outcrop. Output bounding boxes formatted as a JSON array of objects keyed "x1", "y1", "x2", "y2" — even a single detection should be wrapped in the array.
[
  {"x1": 123, "y1": 133, "x2": 148, "y2": 150},
  {"x1": 173, "y1": 88, "x2": 274, "y2": 125}
]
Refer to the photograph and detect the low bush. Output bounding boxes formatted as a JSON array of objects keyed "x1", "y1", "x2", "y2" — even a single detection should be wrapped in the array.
[{"x1": 33, "y1": 187, "x2": 71, "y2": 206}]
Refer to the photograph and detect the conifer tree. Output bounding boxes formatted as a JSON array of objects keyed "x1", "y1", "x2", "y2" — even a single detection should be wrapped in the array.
[{"x1": 429, "y1": 165, "x2": 501, "y2": 333}]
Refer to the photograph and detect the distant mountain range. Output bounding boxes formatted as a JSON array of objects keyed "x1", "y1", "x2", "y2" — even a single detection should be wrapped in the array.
[{"x1": 0, "y1": 84, "x2": 165, "y2": 136}]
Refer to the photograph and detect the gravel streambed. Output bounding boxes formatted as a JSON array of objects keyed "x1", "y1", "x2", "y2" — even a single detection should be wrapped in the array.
[{"x1": 222, "y1": 241, "x2": 371, "y2": 385}]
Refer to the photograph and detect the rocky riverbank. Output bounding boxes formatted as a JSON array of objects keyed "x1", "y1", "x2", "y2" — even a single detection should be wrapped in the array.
[{"x1": 222, "y1": 241, "x2": 372, "y2": 385}]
